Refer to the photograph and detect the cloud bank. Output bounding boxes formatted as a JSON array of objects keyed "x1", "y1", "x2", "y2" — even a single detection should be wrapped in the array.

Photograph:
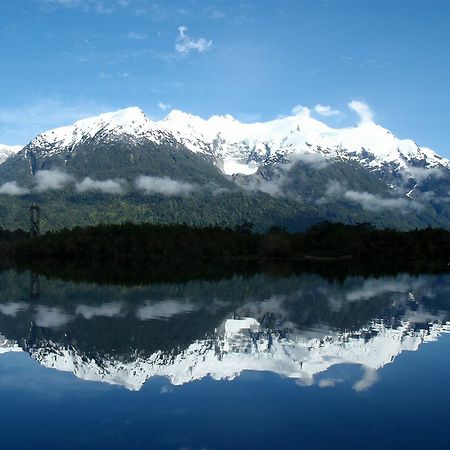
[
  {"x1": 135, "y1": 175, "x2": 196, "y2": 196},
  {"x1": 76, "y1": 302, "x2": 124, "y2": 319},
  {"x1": 0, "y1": 181, "x2": 29, "y2": 196},
  {"x1": 136, "y1": 300, "x2": 199, "y2": 320},
  {"x1": 0, "y1": 170, "x2": 204, "y2": 197},
  {"x1": 321, "y1": 180, "x2": 422, "y2": 212},
  {"x1": 76, "y1": 177, "x2": 124, "y2": 194},
  {"x1": 35, "y1": 169, "x2": 73, "y2": 192}
]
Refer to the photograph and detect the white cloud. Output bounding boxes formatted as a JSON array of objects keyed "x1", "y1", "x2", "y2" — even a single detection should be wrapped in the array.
[
  {"x1": 99, "y1": 71, "x2": 130, "y2": 79},
  {"x1": 175, "y1": 26, "x2": 212, "y2": 54},
  {"x1": 405, "y1": 166, "x2": 444, "y2": 182},
  {"x1": 136, "y1": 300, "x2": 199, "y2": 320},
  {"x1": 0, "y1": 181, "x2": 29, "y2": 196},
  {"x1": 42, "y1": 0, "x2": 128, "y2": 14},
  {"x1": 291, "y1": 105, "x2": 311, "y2": 117},
  {"x1": 44, "y1": 0, "x2": 84, "y2": 6},
  {"x1": 353, "y1": 367, "x2": 378, "y2": 392},
  {"x1": 293, "y1": 153, "x2": 329, "y2": 170},
  {"x1": 348, "y1": 100, "x2": 374, "y2": 125},
  {"x1": 76, "y1": 302, "x2": 123, "y2": 319},
  {"x1": 318, "y1": 378, "x2": 344, "y2": 388},
  {"x1": 314, "y1": 104, "x2": 341, "y2": 117},
  {"x1": 34, "y1": 306, "x2": 73, "y2": 328},
  {"x1": 242, "y1": 154, "x2": 329, "y2": 198},
  {"x1": 346, "y1": 276, "x2": 419, "y2": 301},
  {"x1": 158, "y1": 102, "x2": 171, "y2": 111},
  {"x1": 76, "y1": 177, "x2": 124, "y2": 194},
  {"x1": 126, "y1": 31, "x2": 147, "y2": 40},
  {"x1": 35, "y1": 169, "x2": 73, "y2": 192},
  {"x1": 343, "y1": 189, "x2": 421, "y2": 212},
  {"x1": 0, "y1": 302, "x2": 29, "y2": 317},
  {"x1": 320, "y1": 180, "x2": 422, "y2": 212},
  {"x1": 135, "y1": 175, "x2": 196, "y2": 196}
]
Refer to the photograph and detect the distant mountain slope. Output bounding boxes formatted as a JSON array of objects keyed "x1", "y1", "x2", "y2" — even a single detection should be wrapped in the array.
[
  {"x1": 0, "y1": 144, "x2": 22, "y2": 164},
  {"x1": 0, "y1": 106, "x2": 448, "y2": 231}
]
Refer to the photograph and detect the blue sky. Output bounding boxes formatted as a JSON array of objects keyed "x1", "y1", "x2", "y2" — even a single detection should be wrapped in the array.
[{"x1": 1, "y1": 0, "x2": 449, "y2": 156}]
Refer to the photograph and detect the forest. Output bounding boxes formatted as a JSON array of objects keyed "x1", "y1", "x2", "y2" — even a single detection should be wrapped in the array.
[{"x1": 0, "y1": 221, "x2": 449, "y2": 274}]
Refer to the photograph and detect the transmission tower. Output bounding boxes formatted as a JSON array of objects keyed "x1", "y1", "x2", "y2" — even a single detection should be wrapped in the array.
[{"x1": 30, "y1": 204, "x2": 40, "y2": 237}]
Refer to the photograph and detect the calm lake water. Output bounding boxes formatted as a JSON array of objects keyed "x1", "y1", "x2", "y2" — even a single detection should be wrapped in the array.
[{"x1": 0, "y1": 269, "x2": 449, "y2": 449}]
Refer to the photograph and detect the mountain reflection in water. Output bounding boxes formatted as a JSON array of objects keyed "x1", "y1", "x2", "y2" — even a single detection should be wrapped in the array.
[{"x1": 0, "y1": 270, "x2": 449, "y2": 391}]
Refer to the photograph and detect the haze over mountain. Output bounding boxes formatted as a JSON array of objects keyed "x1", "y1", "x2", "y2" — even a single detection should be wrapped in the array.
[{"x1": 0, "y1": 104, "x2": 449, "y2": 231}]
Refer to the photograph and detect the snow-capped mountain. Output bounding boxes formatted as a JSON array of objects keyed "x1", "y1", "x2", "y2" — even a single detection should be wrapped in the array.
[
  {"x1": 25, "y1": 107, "x2": 172, "y2": 158},
  {"x1": 20, "y1": 106, "x2": 450, "y2": 181},
  {"x1": 1, "y1": 106, "x2": 449, "y2": 231},
  {"x1": 0, "y1": 144, "x2": 22, "y2": 164},
  {"x1": 159, "y1": 108, "x2": 450, "y2": 180},
  {"x1": 2, "y1": 316, "x2": 449, "y2": 391}
]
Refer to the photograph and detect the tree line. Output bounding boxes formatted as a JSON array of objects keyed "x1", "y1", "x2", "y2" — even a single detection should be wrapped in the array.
[{"x1": 0, "y1": 221, "x2": 449, "y2": 266}]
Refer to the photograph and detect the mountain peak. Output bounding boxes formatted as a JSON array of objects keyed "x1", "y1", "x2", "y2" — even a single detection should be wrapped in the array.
[
  {"x1": 0, "y1": 144, "x2": 23, "y2": 164},
  {"x1": 28, "y1": 106, "x2": 156, "y2": 152},
  {"x1": 73, "y1": 106, "x2": 152, "y2": 130},
  {"x1": 16, "y1": 105, "x2": 450, "y2": 177}
]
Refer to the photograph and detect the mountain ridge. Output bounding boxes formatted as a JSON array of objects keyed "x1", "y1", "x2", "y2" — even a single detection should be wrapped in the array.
[
  {"x1": 0, "y1": 106, "x2": 449, "y2": 231},
  {"x1": 7, "y1": 106, "x2": 449, "y2": 176}
]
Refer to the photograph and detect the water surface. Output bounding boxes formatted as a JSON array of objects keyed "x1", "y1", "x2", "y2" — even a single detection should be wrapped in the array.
[{"x1": 0, "y1": 270, "x2": 449, "y2": 449}]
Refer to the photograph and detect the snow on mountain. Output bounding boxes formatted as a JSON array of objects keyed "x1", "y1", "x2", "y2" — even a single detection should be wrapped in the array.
[
  {"x1": 0, "y1": 333, "x2": 22, "y2": 354},
  {"x1": 14, "y1": 317, "x2": 450, "y2": 391},
  {"x1": 21, "y1": 107, "x2": 449, "y2": 178},
  {"x1": 159, "y1": 109, "x2": 450, "y2": 178},
  {"x1": 25, "y1": 107, "x2": 171, "y2": 157},
  {"x1": 0, "y1": 144, "x2": 23, "y2": 164}
]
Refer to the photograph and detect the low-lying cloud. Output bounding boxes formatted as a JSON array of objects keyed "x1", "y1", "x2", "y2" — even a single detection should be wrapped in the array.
[
  {"x1": 0, "y1": 302, "x2": 29, "y2": 317},
  {"x1": 404, "y1": 165, "x2": 444, "y2": 182},
  {"x1": 346, "y1": 276, "x2": 424, "y2": 302},
  {"x1": 35, "y1": 169, "x2": 73, "y2": 192},
  {"x1": 136, "y1": 300, "x2": 199, "y2": 320},
  {"x1": 241, "y1": 154, "x2": 330, "y2": 198},
  {"x1": 320, "y1": 180, "x2": 422, "y2": 212},
  {"x1": 0, "y1": 181, "x2": 29, "y2": 196},
  {"x1": 135, "y1": 175, "x2": 197, "y2": 196},
  {"x1": 293, "y1": 153, "x2": 329, "y2": 170},
  {"x1": 33, "y1": 305, "x2": 73, "y2": 328},
  {"x1": 76, "y1": 177, "x2": 124, "y2": 194},
  {"x1": 344, "y1": 190, "x2": 420, "y2": 212},
  {"x1": 0, "y1": 171, "x2": 214, "y2": 197},
  {"x1": 75, "y1": 302, "x2": 124, "y2": 319}
]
